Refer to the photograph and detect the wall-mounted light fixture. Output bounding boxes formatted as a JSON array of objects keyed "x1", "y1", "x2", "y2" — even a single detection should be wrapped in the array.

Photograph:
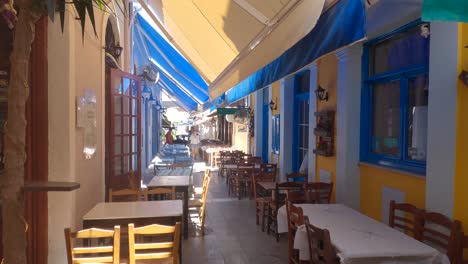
[
  {"x1": 148, "y1": 93, "x2": 156, "y2": 105},
  {"x1": 459, "y1": 70, "x2": 468, "y2": 87},
  {"x1": 269, "y1": 98, "x2": 277, "y2": 111},
  {"x1": 141, "y1": 83, "x2": 151, "y2": 99},
  {"x1": 155, "y1": 101, "x2": 167, "y2": 114},
  {"x1": 113, "y1": 44, "x2": 123, "y2": 58},
  {"x1": 315, "y1": 85, "x2": 329, "y2": 101}
]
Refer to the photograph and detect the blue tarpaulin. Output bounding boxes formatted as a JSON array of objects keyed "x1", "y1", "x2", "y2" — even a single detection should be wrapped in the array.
[
  {"x1": 225, "y1": 0, "x2": 366, "y2": 104},
  {"x1": 134, "y1": 14, "x2": 209, "y2": 109}
]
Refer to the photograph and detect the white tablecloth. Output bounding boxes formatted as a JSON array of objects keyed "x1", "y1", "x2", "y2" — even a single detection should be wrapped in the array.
[{"x1": 277, "y1": 204, "x2": 449, "y2": 264}]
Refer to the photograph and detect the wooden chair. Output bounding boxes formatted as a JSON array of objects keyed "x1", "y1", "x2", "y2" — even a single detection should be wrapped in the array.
[
  {"x1": 458, "y1": 233, "x2": 468, "y2": 264},
  {"x1": 252, "y1": 172, "x2": 272, "y2": 231},
  {"x1": 194, "y1": 169, "x2": 210, "y2": 197},
  {"x1": 388, "y1": 200, "x2": 424, "y2": 239},
  {"x1": 108, "y1": 188, "x2": 142, "y2": 202},
  {"x1": 197, "y1": 175, "x2": 211, "y2": 236},
  {"x1": 286, "y1": 172, "x2": 308, "y2": 183},
  {"x1": 304, "y1": 217, "x2": 340, "y2": 264},
  {"x1": 287, "y1": 190, "x2": 308, "y2": 204},
  {"x1": 189, "y1": 172, "x2": 211, "y2": 210},
  {"x1": 304, "y1": 182, "x2": 333, "y2": 204},
  {"x1": 267, "y1": 182, "x2": 303, "y2": 242},
  {"x1": 128, "y1": 222, "x2": 181, "y2": 264},
  {"x1": 258, "y1": 163, "x2": 277, "y2": 182},
  {"x1": 228, "y1": 162, "x2": 255, "y2": 200},
  {"x1": 144, "y1": 187, "x2": 176, "y2": 201},
  {"x1": 286, "y1": 201, "x2": 305, "y2": 264},
  {"x1": 248, "y1": 156, "x2": 264, "y2": 164},
  {"x1": 64, "y1": 226, "x2": 120, "y2": 264},
  {"x1": 420, "y1": 211, "x2": 462, "y2": 263}
]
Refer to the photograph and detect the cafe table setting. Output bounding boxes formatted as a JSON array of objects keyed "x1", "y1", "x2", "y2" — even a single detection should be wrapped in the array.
[{"x1": 277, "y1": 204, "x2": 450, "y2": 264}]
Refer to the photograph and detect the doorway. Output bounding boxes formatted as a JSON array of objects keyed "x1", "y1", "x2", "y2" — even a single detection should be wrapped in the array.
[{"x1": 104, "y1": 19, "x2": 142, "y2": 195}]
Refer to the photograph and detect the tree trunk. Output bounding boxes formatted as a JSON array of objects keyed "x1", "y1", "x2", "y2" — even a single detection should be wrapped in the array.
[{"x1": 1, "y1": 7, "x2": 39, "y2": 264}]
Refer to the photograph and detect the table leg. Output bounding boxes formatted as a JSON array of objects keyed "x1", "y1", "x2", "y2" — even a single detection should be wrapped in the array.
[{"x1": 183, "y1": 188, "x2": 189, "y2": 239}]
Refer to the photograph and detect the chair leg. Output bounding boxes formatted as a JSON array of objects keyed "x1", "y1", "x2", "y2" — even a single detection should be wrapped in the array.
[
  {"x1": 261, "y1": 203, "x2": 266, "y2": 232},
  {"x1": 255, "y1": 202, "x2": 259, "y2": 225}
]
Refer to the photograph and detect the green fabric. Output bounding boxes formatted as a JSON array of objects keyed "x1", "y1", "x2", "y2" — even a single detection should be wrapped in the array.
[
  {"x1": 422, "y1": 0, "x2": 468, "y2": 22},
  {"x1": 217, "y1": 108, "x2": 239, "y2": 115}
]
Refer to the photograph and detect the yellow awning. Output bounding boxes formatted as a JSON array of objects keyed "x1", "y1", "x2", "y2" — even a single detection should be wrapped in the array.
[{"x1": 139, "y1": 0, "x2": 332, "y2": 100}]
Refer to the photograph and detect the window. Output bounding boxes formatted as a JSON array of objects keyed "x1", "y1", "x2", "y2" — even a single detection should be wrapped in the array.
[
  {"x1": 272, "y1": 115, "x2": 280, "y2": 154},
  {"x1": 294, "y1": 71, "x2": 310, "y2": 171},
  {"x1": 361, "y1": 22, "x2": 429, "y2": 174}
]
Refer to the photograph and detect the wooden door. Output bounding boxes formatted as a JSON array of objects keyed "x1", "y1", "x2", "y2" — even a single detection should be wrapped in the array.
[{"x1": 106, "y1": 68, "x2": 142, "y2": 192}]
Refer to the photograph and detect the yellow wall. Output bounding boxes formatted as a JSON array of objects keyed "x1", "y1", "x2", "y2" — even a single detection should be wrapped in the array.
[
  {"x1": 360, "y1": 164, "x2": 426, "y2": 221},
  {"x1": 316, "y1": 55, "x2": 337, "y2": 201},
  {"x1": 454, "y1": 23, "x2": 468, "y2": 231},
  {"x1": 271, "y1": 81, "x2": 281, "y2": 164}
]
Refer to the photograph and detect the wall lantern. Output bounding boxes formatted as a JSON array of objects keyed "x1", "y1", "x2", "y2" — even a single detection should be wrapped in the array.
[
  {"x1": 141, "y1": 84, "x2": 152, "y2": 99},
  {"x1": 148, "y1": 93, "x2": 156, "y2": 105},
  {"x1": 269, "y1": 98, "x2": 277, "y2": 111},
  {"x1": 459, "y1": 70, "x2": 468, "y2": 87},
  {"x1": 315, "y1": 85, "x2": 329, "y2": 101},
  {"x1": 113, "y1": 44, "x2": 123, "y2": 58},
  {"x1": 155, "y1": 101, "x2": 167, "y2": 114}
]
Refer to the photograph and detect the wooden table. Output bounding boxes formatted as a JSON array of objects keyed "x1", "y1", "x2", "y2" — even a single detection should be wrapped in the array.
[
  {"x1": 83, "y1": 200, "x2": 183, "y2": 228},
  {"x1": 277, "y1": 204, "x2": 449, "y2": 263},
  {"x1": 148, "y1": 175, "x2": 190, "y2": 239},
  {"x1": 83, "y1": 200, "x2": 183, "y2": 261}
]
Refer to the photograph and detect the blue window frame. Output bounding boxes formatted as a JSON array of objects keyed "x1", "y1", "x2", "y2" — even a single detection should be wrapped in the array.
[
  {"x1": 360, "y1": 20, "x2": 430, "y2": 175},
  {"x1": 272, "y1": 115, "x2": 280, "y2": 154},
  {"x1": 293, "y1": 71, "x2": 310, "y2": 172}
]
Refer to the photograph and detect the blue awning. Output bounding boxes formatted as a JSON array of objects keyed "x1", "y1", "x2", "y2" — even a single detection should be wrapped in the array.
[
  {"x1": 202, "y1": 94, "x2": 225, "y2": 111},
  {"x1": 158, "y1": 72, "x2": 198, "y2": 112},
  {"x1": 134, "y1": 13, "x2": 209, "y2": 106},
  {"x1": 225, "y1": 0, "x2": 366, "y2": 104}
]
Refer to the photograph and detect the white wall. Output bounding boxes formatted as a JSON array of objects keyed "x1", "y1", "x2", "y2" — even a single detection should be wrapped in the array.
[
  {"x1": 253, "y1": 90, "x2": 263, "y2": 157},
  {"x1": 425, "y1": 22, "x2": 459, "y2": 217},
  {"x1": 47, "y1": 5, "x2": 128, "y2": 263},
  {"x1": 280, "y1": 77, "x2": 295, "y2": 180},
  {"x1": 47, "y1": 13, "x2": 77, "y2": 264},
  {"x1": 308, "y1": 63, "x2": 317, "y2": 183},
  {"x1": 335, "y1": 46, "x2": 362, "y2": 210}
]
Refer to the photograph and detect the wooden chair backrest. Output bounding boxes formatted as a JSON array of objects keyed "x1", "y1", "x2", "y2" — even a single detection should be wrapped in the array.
[
  {"x1": 286, "y1": 201, "x2": 305, "y2": 264},
  {"x1": 248, "y1": 156, "x2": 263, "y2": 164},
  {"x1": 108, "y1": 188, "x2": 141, "y2": 202},
  {"x1": 305, "y1": 182, "x2": 333, "y2": 204},
  {"x1": 236, "y1": 163, "x2": 255, "y2": 178},
  {"x1": 144, "y1": 187, "x2": 176, "y2": 201},
  {"x1": 287, "y1": 190, "x2": 308, "y2": 204},
  {"x1": 199, "y1": 175, "x2": 212, "y2": 228},
  {"x1": 64, "y1": 226, "x2": 120, "y2": 264},
  {"x1": 304, "y1": 218, "x2": 339, "y2": 264},
  {"x1": 286, "y1": 201, "x2": 305, "y2": 232},
  {"x1": 421, "y1": 211, "x2": 461, "y2": 263},
  {"x1": 258, "y1": 163, "x2": 277, "y2": 182},
  {"x1": 286, "y1": 172, "x2": 308, "y2": 183},
  {"x1": 128, "y1": 222, "x2": 181, "y2": 264},
  {"x1": 273, "y1": 182, "x2": 303, "y2": 210},
  {"x1": 388, "y1": 200, "x2": 423, "y2": 239},
  {"x1": 200, "y1": 171, "x2": 212, "y2": 202}
]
